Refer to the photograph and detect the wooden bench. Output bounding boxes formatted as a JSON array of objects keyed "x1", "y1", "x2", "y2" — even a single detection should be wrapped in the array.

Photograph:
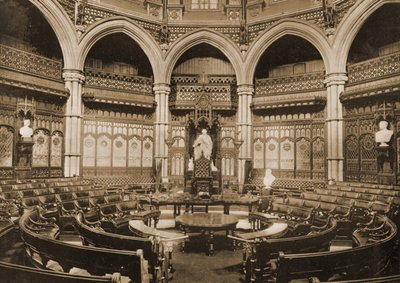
[
  {"x1": 274, "y1": 216, "x2": 397, "y2": 283},
  {"x1": 75, "y1": 212, "x2": 163, "y2": 281},
  {"x1": 19, "y1": 209, "x2": 148, "y2": 283}
]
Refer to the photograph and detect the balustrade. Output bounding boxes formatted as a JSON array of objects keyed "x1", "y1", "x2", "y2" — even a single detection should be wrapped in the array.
[
  {"x1": 0, "y1": 44, "x2": 62, "y2": 81},
  {"x1": 255, "y1": 72, "x2": 325, "y2": 96},
  {"x1": 347, "y1": 51, "x2": 400, "y2": 84},
  {"x1": 85, "y1": 70, "x2": 153, "y2": 95}
]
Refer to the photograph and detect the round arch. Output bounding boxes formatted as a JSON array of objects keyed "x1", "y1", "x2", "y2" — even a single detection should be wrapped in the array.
[
  {"x1": 164, "y1": 29, "x2": 244, "y2": 84},
  {"x1": 245, "y1": 19, "x2": 332, "y2": 83},
  {"x1": 77, "y1": 17, "x2": 163, "y2": 83},
  {"x1": 333, "y1": 0, "x2": 400, "y2": 73},
  {"x1": 29, "y1": 0, "x2": 78, "y2": 69}
]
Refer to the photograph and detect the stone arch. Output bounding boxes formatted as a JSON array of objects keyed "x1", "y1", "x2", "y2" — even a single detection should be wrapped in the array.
[
  {"x1": 245, "y1": 19, "x2": 332, "y2": 83},
  {"x1": 29, "y1": 0, "x2": 78, "y2": 69},
  {"x1": 333, "y1": 0, "x2": 400, "y2": 73},
  {"x1": 164, "y1": 29, "x2": 244, "y2": 84},
  {"x1": 77, "y1": 17, "x2": 163, "y2": 82}
]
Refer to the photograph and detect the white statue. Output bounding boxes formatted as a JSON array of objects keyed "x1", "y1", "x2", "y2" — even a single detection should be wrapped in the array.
[
  {"x1": 193, "y1": 129, "x2": 213, "y2": 160},
  {"x1": 375, "y1": 120, "x2": 393, "y2": 147},
  {"x1": 19, "y1": 119, "x2": 33, "y2": 138},
  {"x1": 263, "y1": 168, "x2": 276, "y2": 189}
]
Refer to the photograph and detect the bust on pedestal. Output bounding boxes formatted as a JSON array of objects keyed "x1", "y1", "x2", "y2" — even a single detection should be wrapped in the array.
[
  {"x1": 19, "y1": 119, "x2": 33, "y2": 141},
  {"x1": 16, "y1": 119, "x2": 34, "y2": 179},
  {"x1": 375, "y1": 120, "x2": 394, "y2": 180},
  {"x1": 375, "y1": 120, "x2": 393, "y2": 147}
]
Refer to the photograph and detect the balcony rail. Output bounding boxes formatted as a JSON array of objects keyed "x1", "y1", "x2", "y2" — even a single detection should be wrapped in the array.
[
  {"x1": 347, "y1": 51, "x2": 400, "y2": 84},
  {"x1": 255, "y1": 72, "x2": 325, "y2": 96},
  {"x1": 85, "y1": 70, "x2": 153, "y2": 96},
  {"x1": 0, "y1": 44, "x2": 62, "y2": 81}
]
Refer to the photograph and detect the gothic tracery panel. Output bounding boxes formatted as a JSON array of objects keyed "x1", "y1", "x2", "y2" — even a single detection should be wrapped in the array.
[
  {"x1": 253, "y1": 138, "x2": 264, "y2": 169},
  {"x1": 113, "y1": 135, "x2": 127, "y2": 167},
  {"x1": 280, "y1": 138, "x2": 294, "y2": 170},
  {"x1": 96, "y1": 134, "x2": 112, "y2": 167},
  {"x1": 0, "y1": 126, "x2": 14, "y2": 167},
  {"x1": 128, "y1": 135, "x2": 142, "y2": 167},
  {"x1": 32, "y1": 129, "x2": 50, "y2": 167},
  {"x1": 296, "y1": 137, "x2": 311, "y2": 170},
  {"x1": 142, "y1": 137, "x2": 153, "y2": 167},
  {"x1": 83, "y1": 134, "x2": 96, "y2": 167},
  {"x1": 50, "y1": 131, "x2": 63, "y2": 167}
]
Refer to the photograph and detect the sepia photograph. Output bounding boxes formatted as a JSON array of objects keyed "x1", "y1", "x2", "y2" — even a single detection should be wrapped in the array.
[{"x1": 0, "y1": 0, "x2": 399, "y2": 282}]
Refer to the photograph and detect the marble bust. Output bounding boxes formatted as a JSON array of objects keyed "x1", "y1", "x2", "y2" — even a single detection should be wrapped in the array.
[
  {"x1": 193, "y1": 129, "x2": 213, "y2": 161},
  {"x1": 19, "y1": 119, "x2": 33, "y2": 139},
  {"x1": 375, "y1": 120, "x2": 393, "y2": 147},
  {"x1": 263, "y1": 168, "x2": 276, "y2": 189}
]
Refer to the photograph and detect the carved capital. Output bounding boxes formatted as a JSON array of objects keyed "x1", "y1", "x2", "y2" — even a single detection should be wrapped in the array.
[
  {"x1": 324, "y1": 73, "x2": 348, "y2": 86},
  {"x1": 237, "y1": 84, "x2": 254, "y2": 95},
  {"x1": 153, "y1": 83, "x2": 170, "y2": 94},
  {"x1": 62, "y1": 70, "x2": 85, "y2": 83}
]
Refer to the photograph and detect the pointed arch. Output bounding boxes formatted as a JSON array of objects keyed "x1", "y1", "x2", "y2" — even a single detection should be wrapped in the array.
[
  {"x1": 245, "y1": 19, "x2": 332, "y2": 83},
  {"x1": 78, "y1": 17, "x2": 163, "y2": 82},
  {"x1": 332, "y1": 0, "x2": 400, "y2": 73},
  {"x1": 164, "y1": 29, "x2": 244, "y2": 84},
  {"x1": 29, "y1": 0, "x2": 78, "y2": 69}
]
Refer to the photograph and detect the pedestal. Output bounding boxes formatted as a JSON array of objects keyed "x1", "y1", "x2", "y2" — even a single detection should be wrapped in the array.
[
  {"x1": 15, "y1": 139, "x2": 34, "y2": 179},
  {"x1": 376, "y1": 146, "x2": 395, "y2": 185}
]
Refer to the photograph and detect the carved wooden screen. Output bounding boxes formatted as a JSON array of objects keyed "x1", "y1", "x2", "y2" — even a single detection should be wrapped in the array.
[
  {"x1": 50, "y1": 131, "x2": 63, "y2": 167},
  {"x1": 253, "y1": 110, "x2": 326, "y2": 182},
  {"x1": 0, "y1": 125, "x2": 14, "y2": 167},
  {"x1": 32, "y1": 129, "x2": 50, "y2": 167},
  {"x1": 83, "y1": 118, "x2": 154, "y2": 177},
  {"x1": 220, "y1": 127, "x2": 235, "y2": 177},
  {"x1": 170, "y1": 127, "x2": 185, "y2": 176}
]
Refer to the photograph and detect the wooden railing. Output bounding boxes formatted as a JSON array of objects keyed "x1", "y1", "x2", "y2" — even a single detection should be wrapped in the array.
[
  {"x1": 255, "y1": 71, "x2": 325, "y2": 96},
  {"x1": 0, "y1": 44, "x2": 62, "y2": 81},
  {"x1": 85, "y1": 69, "x2": 153, "y2": 96},
  {"x1": 347, "y1": 51, "x2": 400, "y2": 84}
]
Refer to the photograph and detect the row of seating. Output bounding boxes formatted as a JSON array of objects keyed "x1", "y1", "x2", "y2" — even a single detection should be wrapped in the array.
[
  {"x1": 232, "y1": 215, "x2": 338, "y2": 282},
  {"x1": 315, "y1": 187, "x2": 398, "y2": 204},
  {"x1": 0, "y1": 213, "x2": 122, "y2": 283},
  {"x1": 75, "y1": 212, "x2": 169, "y2": 282},
  {"x1": 19, "y1": 208, "x2": 148, "y2": 283},
  {"x1": 329, "y1": 182, "x2": 400, "y2": 196},
  {"x1": 273, "y1": 215, "x2": 397, "y2": 283}
]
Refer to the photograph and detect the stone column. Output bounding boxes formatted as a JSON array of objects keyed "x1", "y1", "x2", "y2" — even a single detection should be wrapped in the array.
[
  {"x1": 153, "y1": 83, "x2": 170, "y2": 181},
  {"x1": 63, "y1": 70, "x2": 85, "y2": 177},
  {"x1": 324, "y1": 73, "x2": 348, "y2": 183},
  {"x1": 236, "y1": 84, "x2": 254, "y2": 189}
]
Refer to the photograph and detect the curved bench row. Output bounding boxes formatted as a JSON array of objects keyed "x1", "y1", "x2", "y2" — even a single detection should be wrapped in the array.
[
  {"x1": 0, "y1": 215, "x2": 121, "y2": 283},
  {"x1": 75, "y1": 212, "x2": 171, "y2": 282},
  {"x1": 19, "y1": 207, "x2": 149, "y2": 283},
  {"x1": 274, "y1": 215, "x2": 397, "y2": 283},
  {"x1": 231, "y1": 215, "x2": 338, "y2": 281}
]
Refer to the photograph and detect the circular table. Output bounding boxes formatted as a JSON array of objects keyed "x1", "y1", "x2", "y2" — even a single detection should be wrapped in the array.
[{"x1": 175, "y1": 213, "x2": 238, "y2": 256}]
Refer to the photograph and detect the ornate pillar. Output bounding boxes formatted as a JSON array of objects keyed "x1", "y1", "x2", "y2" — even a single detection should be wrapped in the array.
[
  {"x1": 324, "y1": 73, "x2": 347, "y2": 183},
  {"x1": 63, "y1": 70, "x2": 85, "y2": 177},
  {"x1": 236, "y1": 84, "x2": 254, "y2": 189},
  {"x1": 154, "y1": 83, "x2": 170, "y2": 181}
]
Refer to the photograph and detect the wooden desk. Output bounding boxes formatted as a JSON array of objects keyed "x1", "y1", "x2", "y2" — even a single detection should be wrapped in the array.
[{"x1": 175, "y1": 213, "x2": 238, "y2": 255}]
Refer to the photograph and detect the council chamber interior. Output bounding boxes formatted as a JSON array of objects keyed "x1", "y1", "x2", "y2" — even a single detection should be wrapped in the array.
[{"x1": 0, "y1": 0, "x2": 399, "y2": 283}]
